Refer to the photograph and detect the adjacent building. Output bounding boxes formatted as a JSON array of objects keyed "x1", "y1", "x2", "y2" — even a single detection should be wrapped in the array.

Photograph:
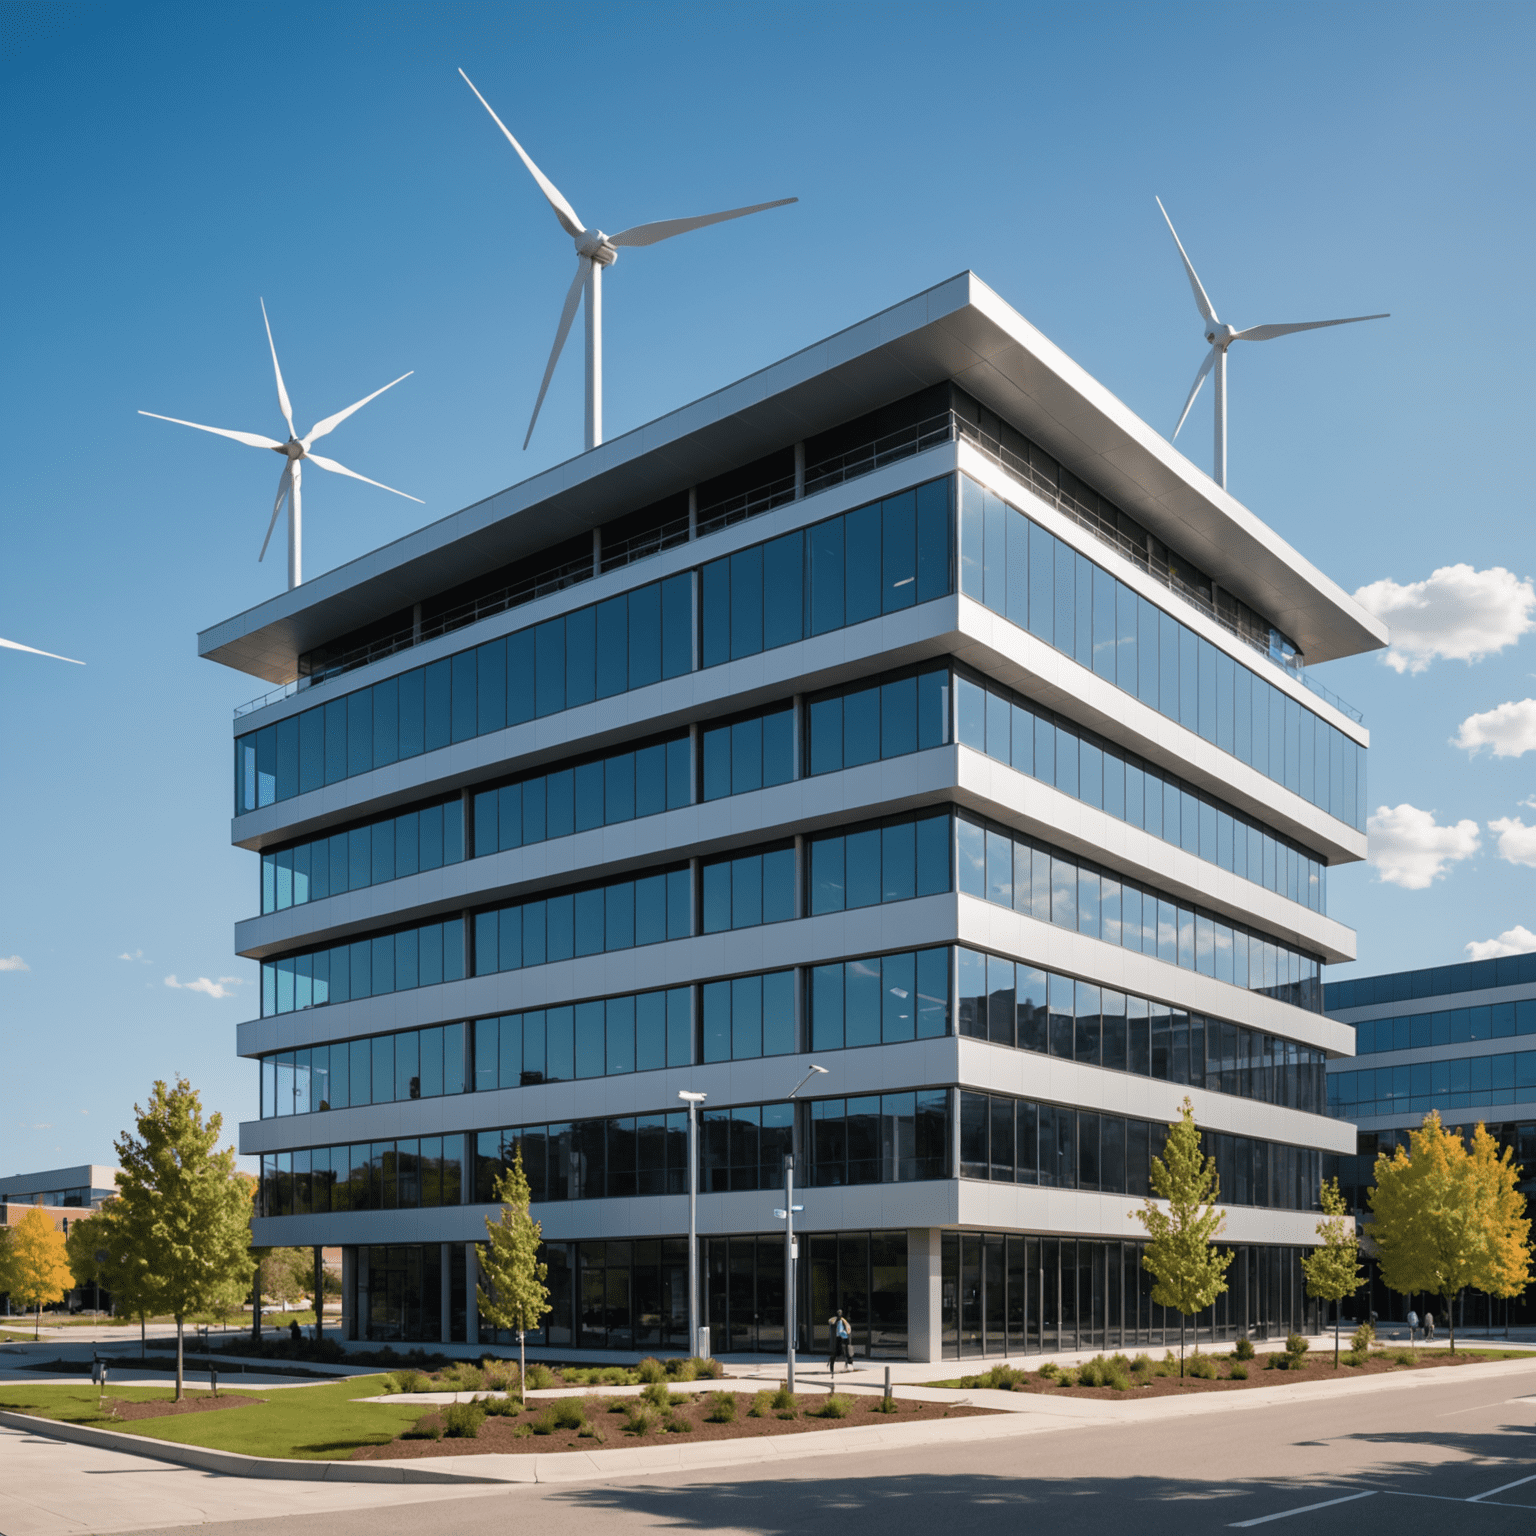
[
  {"x1": 1325, "y1": 954, "x2": 1536, "y2": 1330},
  {"x1": 208, "y1": 273, "x2": 1383, "y2": 1360},
  {"x1": 0, "y1": 1163, "x2": 123, "y2": 1315}
]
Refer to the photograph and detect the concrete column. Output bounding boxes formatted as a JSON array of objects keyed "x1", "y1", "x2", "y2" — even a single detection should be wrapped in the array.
[
  {"x1": 790, "y1": 693, "x2": 803, "y2": 778},
  {"x1": 907, "y1": 1228, "x2": 942, "y2": 1362},
  {"x1": 465, "y1": 1242, "x2": 480, "y2": 1347},
  {"x1": 793, "y1": 441, "x2": 805, "y2": 499},
  {"x1": 687, "y1": 487, "x2": 697, "y2": 540},
  {"x1": 341, "y1": 1247, "x2": 356, "y2": 1341},
  {"x1": 440, "y1": 1244, "x2": 452, "y2": 1345},
  {"x1": 592, "y1": 527, "x2": 602, "y2": 576}
]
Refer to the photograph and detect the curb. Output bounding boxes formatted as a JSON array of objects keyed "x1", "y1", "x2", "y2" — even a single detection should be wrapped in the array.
[{"x1": 0, "y1": 1411, "x2": 502, "y2": 1484}]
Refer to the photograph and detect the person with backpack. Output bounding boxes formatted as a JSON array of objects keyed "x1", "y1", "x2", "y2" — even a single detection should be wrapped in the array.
[{"x1": 827, "y1": 1309, "x2": 853, "y2": 1374}]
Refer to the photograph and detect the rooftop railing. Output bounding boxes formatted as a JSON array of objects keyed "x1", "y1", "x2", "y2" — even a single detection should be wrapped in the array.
[{"x1": 233, "y1": 409, "x2": 1362, "y2": 726}]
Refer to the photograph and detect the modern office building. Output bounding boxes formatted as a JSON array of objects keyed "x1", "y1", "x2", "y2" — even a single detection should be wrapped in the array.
[
  {"x1": 1325, "y1": 955, "x2": 1536, "y2": 1329},
  {"x1": 0, "y1": 1164, "x2": 122, "y2": 1210},
  {"x1": 209, "y1": 273, "x2": 1381, "y2": 1360}
]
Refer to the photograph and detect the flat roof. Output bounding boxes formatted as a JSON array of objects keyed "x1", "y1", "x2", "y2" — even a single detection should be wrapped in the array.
[{"x1": 199, "y1": 272, "x2": 1389, "y2": 685}]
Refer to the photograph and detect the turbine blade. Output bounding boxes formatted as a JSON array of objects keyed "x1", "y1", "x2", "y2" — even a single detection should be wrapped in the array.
[
  {"x1": 303, "y1": 372, "x2": 413, "y2": 448},
  {"x1": 524, "y1": 258, "x2": 589, "y2": 450},
  {"x1": 260, "y1": 463, "x2": 292, "y2": 563},
  {"x1": 458, "y1": 68, "x2": 585, "y2": 238},
  {"x1": 1173, "y1": 346, "x2": 1218, "y2": 440},
  {"x1": 0, "y1": 636, "x2": 84, "y2": 664},
  {"x1": 610, "y1": 197, "x2": 798, "y2": 248},
  {"x1": 307, "y1": 451, "x2": 424, "y2": 503},
  {"x1": 1155, "y1": 197, "x2": 1218, "y2": 326},
  {"x1": 261, "y1": 299, "x2": 298, "y2": 439},
  {"x1": 1233, "y1": 314, "x2": 1390, "y2": 343},
  {"x1": 138, "y1": 411, "x2": 283, "y2": 450}
]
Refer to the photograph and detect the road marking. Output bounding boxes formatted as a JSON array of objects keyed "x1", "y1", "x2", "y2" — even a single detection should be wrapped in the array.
[
  {"x1": 1229, "y1": 1490, "x2": 1376, "y2": 1526},
  {"x1": 1469, "y1": 1470, "x2": 1536, "y2": 1503}
]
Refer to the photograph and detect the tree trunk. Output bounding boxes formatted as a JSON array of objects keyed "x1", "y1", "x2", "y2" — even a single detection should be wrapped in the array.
[
  {"x1": 1445, "y1": 1292, "x2": 1455, "y2": 1356},
  {"x1": 175, "y1": 1316, "x2": 185, "y2": 1402},
  {"x1": 519, "y1": 1326, "x2": 526, "y2": 1404},
  {"x1": 140, "y1": 1314, "x2": 146, "y2": 1362},
  {"x1": 34, "y1": 1300, "x2": 41, "y2": 1341},
  {"x1": 1180, "y1": 1316, "x2": 1186, "y2": 1377},
  {"x1": 1334, "y1": 1300, "x2": 1340, "y2": 1368}
]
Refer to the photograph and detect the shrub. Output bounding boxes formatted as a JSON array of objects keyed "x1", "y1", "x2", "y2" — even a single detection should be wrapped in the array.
[
  {"x1": 443, "y1": 1362, "x2": 486, "y2": 1393},
  {"x1": 667, "y1": 1357, "x2": 698, "y2": 1381},
  {"x1": 530, "y1": 1409, "x2": 557, "y2": 1435},
  {"x1": 1078, "y1": 1356, "x2": 1108, "y2": 1387},
  {"x1": 1265, "y1": 1353, "x2": 1285, "y2": 1371},
  {"x1": 1392, "y1": 1349, "x2": 1415, "y2": 1366},
  {"x1": 1037, "y1": 1362, "x2": 1061, "y2": 1380},
  {"x1": 442, "y1": 1401, "x2": 486, "y2": 1439},
  {"x1": 1341, "y1": 1349, "x2": 1367, "y2": 1368},
  {"x1": 1285, "y1": 1334, "x2": 1309, "y2": 1363},
  {"x1": 1229, "y1": 1361, "x2": 1249, "y2": 1380},
  {"x1": 624, "y1": 1404, "x2": 659, "y2": 1436},
  {"x1": 1187, "y1": 1353, "x2": 1218, "y2": 1381},
  {"x1": 1130, "y1": 1354, "x2": 1154, "y2": 1377},
  {"x1": 550, "y1": 1397, "x2": 587, "y2": 1431},
  {"x1": 637, "y1": 1357, "x2": 669, "y2": 1384},
  {"x1": 402, "y1": 1412, "x2": 443, "y2": 1440},
  {"x1": 662, "y1": 1409, "x2": 693, "y2": 1432},
  {"x1": 980, "y1": 1364, "x2": 1025, "y2": 1389},
  {"x1": 384, "y1": 1369, "x2": 433, "y2": 1394},
  {"x1": 691, "y1": 1356, "x2": 724, "y2": 1379},
  {"x1": 577, "y1": 1422, "x2": 605, "y2": 1441},
  {"x1": 1234, "y1": 1337, "x2": 1256, "y2": 1361},
  {"x1": 524, "y1": 1363, "x2": 556, "y2": 1390},
  {"x1": 749, "y1": 1389, "x2": 774, "y2": 1418},
  {"x1": 484, "y1": 1393, "x2": 521, "y2": 1416},
  {"x1": 772, "y1": 1384, "x2": 797, "y2": 1418},
  {"x1": 1056, "y1": 1369, "x2": 1077, "y2": 1387},
  {"x1": 642, "y1": 1380, "x2": 687, "y2": 1409},
  {"x1": 876, "y1": 1394, "x2": 899, "y2": 1413},
  {"x1": 818, "y1": 1393, "x2": 854, "y2": 1418},
  {"x1": 1351, "y1": 1322, "x2": 1375, "y2": 1354},
  {"x1": 706, "y1": 1391, "x2": 738, "y2": 1423},
  {"x1": 480, "y1": 1358, "x2": 518, "y2": 1392},
  {"x1": 512, "y1": 1422, "x2": 533, "y2": 1438}
]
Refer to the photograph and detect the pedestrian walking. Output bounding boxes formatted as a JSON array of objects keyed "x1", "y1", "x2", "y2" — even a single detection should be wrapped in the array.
[
  {"x1": 1407, "y1": 1309, "x2": 1418, "y2": 1341},
  {"x1": 1423, "y1": 1311, "x2": 1435, "y2": 1342},
  {"x1": 827, "y1": 1309, "x2": 853, "y2": 1373}
]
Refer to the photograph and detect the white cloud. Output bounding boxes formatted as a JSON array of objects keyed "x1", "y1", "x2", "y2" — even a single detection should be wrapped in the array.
[
  {"x1": 1489, "y1": 817, "x2": 1536, "y2": 868},
  {"x1": 1354, "y1": 564, "x2": 1536, "y2": 674},
  {"x1": 1466, "y1": 925, "x2": 1536, "y2": 961},
  {"x1": 1367, "y1": 803, "x2": 1481, "y2": 889},
  {"x1": 1453, "y1": 698, "x2": 1536, "y2": 758},
  {"x1": 164, "y1": 974, "x2": 236, "y2": 999},
  {"x1": 118, "y1": 948, "x2": 151, "y2": 964},
  {"x1": 0, "y1": 955, "x2": 29, "y2": 972}
]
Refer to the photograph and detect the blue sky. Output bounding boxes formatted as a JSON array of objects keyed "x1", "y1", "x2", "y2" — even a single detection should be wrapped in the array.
[{"x1": 2, "y1": 0, "x2": 1531, "y2": 1174}]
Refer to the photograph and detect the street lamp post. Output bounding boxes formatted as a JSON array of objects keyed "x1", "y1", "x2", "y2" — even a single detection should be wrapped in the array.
[
  {"x1": 679, "y1": 1090, "x2": 707, "y2": 1358},
  {"x1": 779, "y1": 1064, "x2": 827, "y2": 1391}
]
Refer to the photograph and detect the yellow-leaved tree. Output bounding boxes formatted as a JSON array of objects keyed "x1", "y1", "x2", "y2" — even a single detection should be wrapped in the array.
[
  {"x1": 7, "y1": 1207, "x2": 74, "y2": 1338},
  {"x1": 1367, "y1": 1112, "x2": 1532, "y2": 1354}
]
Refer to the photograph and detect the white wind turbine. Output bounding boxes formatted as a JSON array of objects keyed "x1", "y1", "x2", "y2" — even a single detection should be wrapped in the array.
[
  {"x1": 140, "y1": 302, "x2": 421, "y2": 589},
  {"x1": 459, "y1": 69, "x2": 797, "y2": 453},
  {"x1": 1157, "y1": 198, "x2": 1388, "y2": 489}
]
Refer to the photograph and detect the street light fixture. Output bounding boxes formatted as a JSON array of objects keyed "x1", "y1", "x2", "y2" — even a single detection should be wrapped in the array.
[
  {"x1": 678, "y1": 1090, "x2": 707, "y2": 1357},
  {"x1": 779, "y1": 1065, "x2": 827, "y2": 1390}
]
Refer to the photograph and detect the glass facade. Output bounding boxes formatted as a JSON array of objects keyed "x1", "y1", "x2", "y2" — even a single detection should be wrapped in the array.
[
  {"x1": 956, "y1": 948, "x2": 1327, "y2": 1113},
  {"x1": 941, "y1": 1234, "x2": 1316, "y2": 1357},
  {"x1": 261, "y1": 1023, "x2": 465, "y2": 1117},
  {"x1": 809, "y1": 948, "x2": 951, "y2": 1048},
  {"x1": 808, "y1": 1092, "x2": 950, "y2": 1185},
  {"x1": 805, "y1": 661, "x2": 952, "y2": 773},
  {"x1": 262, "y1": 797, "x2": 465, "y2": 915},
  {"x1": 958, "y1": 1090, "x2": 1325, "y2": 1211},
  {"x1": 475, "y1": 989, "x2": 693, "y2": 1087},
  {"x1": 1326, "y1": 951, "x2": 1536, "y2": 1012},
  {"x1": 951, "y1": 665, "x2": 1327, "y2": 913},
  {"x1": 957, "y1": 809, "x2": 1323, "y2": 1010},
  {"x1": 261, "y1": 915, "x2": 465, "y2": 1017},
  {"x1": 1346, "y1": 999, "x2": 1536, "y2": 1054},
  {"x1": 808, "y1": 808, "x2": 952, "y2": 913},
  {"x1": 1329, "y1": 1051, "x2": 1536, "y2": 1119},
  {"x1": 472, "y1": 731, "x2": 691, "y2": 857},
  {"x1": 260, "y1": 1138, "x2": 463, "y2": 1216},
  {"x1": 959, "y1": 474, "x2": 1365, "y2": 830},
  {"x1": 700, "y1": 971, "x2": 796, "y2": 1063},
  {"x1": 701, "y1": 703, "x2": 795, "y2": 801}
]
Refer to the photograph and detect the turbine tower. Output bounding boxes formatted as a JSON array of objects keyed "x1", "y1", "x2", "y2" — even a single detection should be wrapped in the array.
[
  {"x1": 1156, "y1": 198, "x2": 1388, "y2": 489},
  {"x1": 141, "y1": 302, "x2": 421, "y2": 590},
  {"x1": 460, "y1": 69, "x2": 797, "y2": 453}
]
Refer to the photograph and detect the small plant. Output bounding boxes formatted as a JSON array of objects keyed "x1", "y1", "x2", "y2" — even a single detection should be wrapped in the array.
[
  {"x1": 1234, "y1": 1337, "x2": 1256, "y2": 1361},
  {"x1": 1351, "y1": 1321, "x2": 1376, "y2": 1354},
  {"x1": 749, "y1": 1389, "x2": 774, "y2": 1418},
  {"x1": 642, "y1": 1380, "x2": 687, "y2": 1409},
  {"x1": 662, "y1": 1408, "x2": 693, "y2": 1433},
  {"x1": 550, "y1": 1397, "x2": 587, "y2": 1431},
  {"x1": 512, "y1": 1421, "x2": 534, "y2": 1438},
  {"x1": 1055, "y1": 1368, "x2": 1077, "y2": 1387},
  {"x1": 442, "y1": 1401, "x2": 486, "y2": 1439},
  {"x1": 480, "y1": 1358, "x2": 518, "y2": 1392},
  {"x1": 1341, "y1": 1349, "x2": 1366, "y2": 1368},
  {"x1": 577, "y1": 1422, "x2": 605, "y2": 1441},
  {"x1": 876, "y1": 1394, "x2": 899, "y2": 1413},
  {"x1": 624, "y1": 1404, "x2": 659, "y2": 1436},
  {"x1": 818, "y1": 1393, "x2": 854, "y2": 1418},
  {"x1": 402, "y1": 1412, "x2": 443, "y2": 1440},
  {"x1": 1285, "y1": 1333, "x2": 1310, "y2": 1364},
  {"x1": 384, "y1": 1368, "x2": 434, "y2": 1394},
  {"x1": 484, "y1": 1393, "x2": 521, "y2": 1416},
  {"x1": 1229, "y1": 1360, "x2": 1249, "y2": 1380},
  {"x1": 1392, "y1": 1349, "x2": 1415, "y2": 1366},
  {"x1": 1265, "y1": 1353, "x2": 1285, "y2": 1370},
  {"x1": 1187, "y1": 1353, "x2": 1218, "y2": 1380},
  {"x1": 1037, "y1": 1361, "x2": 1061, "y2": 1380},
  {"x1": 530, "y1": 1409, "x2": 557, "y2": 1434},
  {"x1": 691, "y1": 1356, "x2": 724, "y2": 1379},
  {"x1": 1078, "y1": 1356, "x2": 1107, "y2": 1387},
  {"x1": 771, "y1": 1384, "x2": 797, "y2": 1418},
  {"x1": 637, "y1": 1356, "x2": 669, "y2": 1384},
  {"x1": 443, "y1": 1361, "x2": 486, "y2": 1393},
  {"x1": 980, "y1": 1364, "x2": 1025, "y2": 1389},
  {"x1": 524, "y1": 1363, "x2": 556, "y2": 1390},
  {"x1": 667, "y1": 1356, "x2": 698, "y2": 1381},
  {"x1": 1130, "y1": 1353, "x2": 1154, "y2": 1378},
  {"x1": 706, "y1": 1391, "x2": 738, "y2": 1423}
]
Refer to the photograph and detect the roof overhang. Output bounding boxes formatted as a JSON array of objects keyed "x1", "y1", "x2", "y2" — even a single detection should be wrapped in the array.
[{"x1": 199, "y1": 272, "x2": 1389, "y2": 684}]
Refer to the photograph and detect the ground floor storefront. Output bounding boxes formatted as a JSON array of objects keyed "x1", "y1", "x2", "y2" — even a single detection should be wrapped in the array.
[{"x1": 340, "y1": 1229, "x2": 1319, "y2": 1359}]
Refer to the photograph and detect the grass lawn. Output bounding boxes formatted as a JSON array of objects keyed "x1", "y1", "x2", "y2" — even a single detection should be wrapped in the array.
[{"x1": 0, "y1": 1376, "x2": 423, "y2": 1460}]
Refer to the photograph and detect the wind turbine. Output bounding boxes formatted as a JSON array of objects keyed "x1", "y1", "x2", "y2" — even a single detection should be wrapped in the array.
[
  {"x1": 140, "y1": 302, "x2": 421, "y2": 590},
  {"x1": 459, "y1": 69, "x2": 797, "y2": 453},
  {"x1": 1, "y1": 636, "x2": 82, "y2": 664},
  {"x1": 1156, "y1": 198, "x2": 1388, "y2": 489}
]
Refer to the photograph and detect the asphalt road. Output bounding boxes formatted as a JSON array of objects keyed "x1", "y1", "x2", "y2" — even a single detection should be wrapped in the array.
[{"x1": 6, "y1": 1360, "x2": 1535, "y2": 1536}]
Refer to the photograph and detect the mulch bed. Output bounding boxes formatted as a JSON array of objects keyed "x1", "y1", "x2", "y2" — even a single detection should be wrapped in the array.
[
  {"x1": 101, "y1": 1393, "x2": 265, "y2": 1420},
  {"x1": 352, "y1": 1391, "x2": 991, "y2": 1459},
  {"x1": 957, "y1": 1348, "x2": 1530, "y2": 1399}
]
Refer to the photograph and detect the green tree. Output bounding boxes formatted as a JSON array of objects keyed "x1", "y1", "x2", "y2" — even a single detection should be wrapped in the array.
[
  {"x1": 1300, "y1": 1177, "x2": 1364, "y2": 1366},
  {"x1": 113, "y1": 1077, "x2": 255, "y2": 1398},
  {"x1": 7, "y1": 1207, "x2": 74, "y2": 1338},
  {"x1": 62, "y1": 1198, "x2": 158, "y2": 1357},
  {"x1": 1369, "y1": 1112, "x2": 1533, "y2": 1353},
  {"x1": 1132, "y1": 1098, "x2": 1233, "y2": 1376},
  {"x1": 475, "y1": 1145, "x2": 550, "y2": 1389}
]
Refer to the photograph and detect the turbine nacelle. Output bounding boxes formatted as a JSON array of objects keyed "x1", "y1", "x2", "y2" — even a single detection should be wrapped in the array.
[{"x1": 576, "y1": 231, "x2": 619, "y2": 267}]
